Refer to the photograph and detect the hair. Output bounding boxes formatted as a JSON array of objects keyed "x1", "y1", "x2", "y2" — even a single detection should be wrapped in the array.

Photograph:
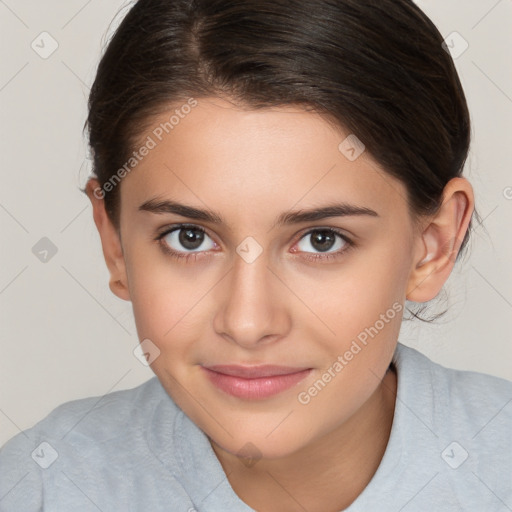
[{"x1": 83, "y1": 0, "x2": 481, "y2": 321}]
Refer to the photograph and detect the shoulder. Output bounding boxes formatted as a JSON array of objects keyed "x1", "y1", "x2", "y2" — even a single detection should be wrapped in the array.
[
  {"x1": 392, "y1": 343, "x2": 512, "y2": 506},
  {"x1": 4, "y1": 376, "x2": 169, "y2": 445},
  {"x1": 394, "y1": 342, "x2": 512, "y2": 421},
  {"x1": 0, "y1": 376, "x2": 172, "y2": 453},
  {"x1": 0, "y1": 377, "x2": 182, "y2": 510}
]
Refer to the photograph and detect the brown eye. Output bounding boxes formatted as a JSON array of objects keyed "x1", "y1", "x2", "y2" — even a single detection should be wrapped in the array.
[
  {"x1": 177, "y1": 227, "x2": 205, "y2": 250},
  {"x1": 297, "y1": 229, "x2": 349, "y2": 254},
  {"x1": 159, "y1": 225, "x2": 215, "y2": 253}
]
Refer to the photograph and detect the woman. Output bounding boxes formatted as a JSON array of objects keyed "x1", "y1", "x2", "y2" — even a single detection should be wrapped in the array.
[{"x1": 1, "y1": 0, "x2": 510, "y2": 510}]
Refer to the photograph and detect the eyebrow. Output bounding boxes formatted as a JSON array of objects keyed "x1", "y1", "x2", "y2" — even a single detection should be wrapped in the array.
[{"x1": 138, "y1": 198, "x2": 379, "y2": 227}]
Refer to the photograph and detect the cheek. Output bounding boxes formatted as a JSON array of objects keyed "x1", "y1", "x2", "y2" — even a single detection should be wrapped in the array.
[
  {"x1": 292, "y1": 251, "x2": 408, "y2": 425},
  {"x1": 291, "y1": 240, "x2": 410, "y2": 349},
  {"x1": 125, "y1": 246, "x2": 205, "y2": 348}
]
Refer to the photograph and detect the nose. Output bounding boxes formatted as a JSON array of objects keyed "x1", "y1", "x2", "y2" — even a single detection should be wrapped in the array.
[{"x1": 212, "y1": 249, "x2": 291, "y2": 349}]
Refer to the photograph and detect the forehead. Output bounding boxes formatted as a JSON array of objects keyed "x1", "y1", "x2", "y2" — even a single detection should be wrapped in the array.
[{"x1": 119, "y1": 97, "x2": 409, "y2": 223}]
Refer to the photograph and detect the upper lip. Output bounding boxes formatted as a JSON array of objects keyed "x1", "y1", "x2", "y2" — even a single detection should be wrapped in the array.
[{"x1": 202, "y1": 365, "x2": 311, "y2": 378}]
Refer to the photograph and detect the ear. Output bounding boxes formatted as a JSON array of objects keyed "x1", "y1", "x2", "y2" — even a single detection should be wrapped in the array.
[
  {"x1": 85, "y1": 178, "x2": 131, "y2": 301},
  {"x1": 406, "y1": 177, "x2": 474, "y2": 302}
]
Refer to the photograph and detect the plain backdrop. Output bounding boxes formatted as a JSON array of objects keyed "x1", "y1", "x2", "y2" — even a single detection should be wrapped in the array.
[{"x1": 1, "y1": 0, "x2": 511, "y2": 447}]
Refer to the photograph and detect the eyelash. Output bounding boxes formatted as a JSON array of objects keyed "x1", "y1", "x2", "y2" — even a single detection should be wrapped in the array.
[{"x1": 154, "y1": 224, "x2": 355, "y2": 264}]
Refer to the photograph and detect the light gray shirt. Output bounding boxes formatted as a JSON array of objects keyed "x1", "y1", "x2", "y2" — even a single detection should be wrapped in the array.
[{"x1": 1, "y1": 343, "x2": 511, "y2": 511}]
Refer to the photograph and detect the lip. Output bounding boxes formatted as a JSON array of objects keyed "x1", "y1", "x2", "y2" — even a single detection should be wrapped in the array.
[{"x1": 201, "y1": 365, "x2": 312, "y2": 400}]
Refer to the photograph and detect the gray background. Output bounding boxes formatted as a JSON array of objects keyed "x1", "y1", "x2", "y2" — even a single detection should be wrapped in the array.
[{"x1": 1, "y1": 0, "x2": 511, "y2": 446}]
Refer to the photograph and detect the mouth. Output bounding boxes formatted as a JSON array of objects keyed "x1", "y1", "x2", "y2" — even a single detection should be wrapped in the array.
[{"x1": 200, "y1": 364, "x2": 313, "y2": 400}]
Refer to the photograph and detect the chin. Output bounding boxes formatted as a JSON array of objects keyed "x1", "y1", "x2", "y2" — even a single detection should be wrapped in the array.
[{"x1": 210, "y1": 426, "x2": 312, "y2": 463}]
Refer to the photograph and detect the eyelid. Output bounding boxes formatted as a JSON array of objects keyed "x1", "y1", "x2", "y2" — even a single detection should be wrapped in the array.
[
  {"x1": 155, "y1": 223, "x2": 215, "y2": 242},
  {"x1": 294, "y1": 225, "x2": 353, "y2": 243}
]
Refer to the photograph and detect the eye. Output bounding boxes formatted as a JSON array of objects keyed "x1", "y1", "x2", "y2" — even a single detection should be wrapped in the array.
[
  {"x1": 293, "y1": 228, "x2": 353, "y2": 261},
  {"x1": 156, "y1": 224, "x2": 216, "y2": 258}
]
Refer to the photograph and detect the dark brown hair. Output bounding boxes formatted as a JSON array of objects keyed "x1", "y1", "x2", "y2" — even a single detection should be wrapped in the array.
[{"x1": 83, "y1": 0, "x2": 479, "y2": 320}]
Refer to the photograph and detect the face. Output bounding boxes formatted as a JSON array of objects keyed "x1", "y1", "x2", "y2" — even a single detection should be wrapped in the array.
[{"x1": 114, "y1": 96, "x2": 418, "y2": 459}]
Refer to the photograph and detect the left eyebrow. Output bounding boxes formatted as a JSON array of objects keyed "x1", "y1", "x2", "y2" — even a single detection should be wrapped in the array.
[
  {"x1": 274, "y1": 203, "x2": 379, "y2": 227},
  {"x1": 138, "y1": 198, "x2": 379, "y2": 227}
]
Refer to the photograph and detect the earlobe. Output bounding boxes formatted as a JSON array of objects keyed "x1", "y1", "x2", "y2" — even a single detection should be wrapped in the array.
[
  {"x1": 406, "y1": 177, "x2": 474, "y2": 303},
  {"x1": 85, "y1": 178, "x2": 131, "y2": 302},
  {"x1": 109, "y1": 278, "x2": 131, "y2": 301}
]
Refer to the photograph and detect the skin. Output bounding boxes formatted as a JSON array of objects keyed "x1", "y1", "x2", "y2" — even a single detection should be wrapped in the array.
[{"x1": 86, "y1": 96, "x2": 474, "y2": 511}]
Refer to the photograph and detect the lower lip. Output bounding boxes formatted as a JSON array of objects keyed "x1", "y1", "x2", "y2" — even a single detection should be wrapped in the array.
[{"x1": 201, "y1": 367, "x2": 312, "y2": 400}]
